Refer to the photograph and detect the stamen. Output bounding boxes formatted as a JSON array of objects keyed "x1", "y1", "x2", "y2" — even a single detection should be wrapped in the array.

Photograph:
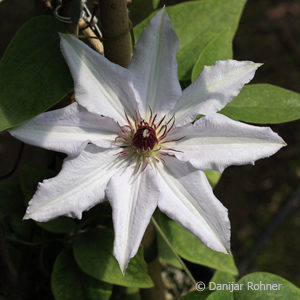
[
  {"x1": 166, "y1": 115, "x2": 176, "y2": 134},
  {"x1": 163, "y1": 148, "x2": 183, "y2": 153},
  {"x1": 156, "y1": 115, "x2": 166, "y2": 129},
  {"x1": 160, "y1": 136, "x2": 185, "y2": 144},
  {"x1": 158, "y1": 125, "x2": 167, "y2": 138},
  {"x1": 151, "y1": 113, "x2": 157, "y2": 126},
  {"x1": 149, "y1": 106, "x2": 153, "y2": 124},
  {"x1": 115, "y1": 108, "x2": 183, "y2": 172},
  {"x1": 125, "y1": 112, "x2": 133, "y2": 129}
]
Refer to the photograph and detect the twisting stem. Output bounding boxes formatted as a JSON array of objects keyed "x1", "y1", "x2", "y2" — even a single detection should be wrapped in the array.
[{"x1": 151, "y1": 217, "x2": 197, "y2": 286}]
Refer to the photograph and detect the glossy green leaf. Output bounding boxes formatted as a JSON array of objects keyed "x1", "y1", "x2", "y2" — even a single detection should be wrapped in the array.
[
  {"x1": 221, "y1": 84, "x2": 300, "y2": 124},
  {"x1": 159, "y1": 214, "x2": 238, "y2": 275},
  {"x1": 0, "y1": 178, "x2": 24, "y2": 219},
  {"x1": 180, "y1": 290, "x2": 211, "y2": 300},
  {"x1": 0, "y1": 16, "x2": 73, "y2": 131},
  {"x1": 134, "y1": 0, "x2": 246, "y2": 80},
  {"x1": 73, "y1": 228, "x2": 153, "y2": 288},
  {"x1": 19, "y1": 165, "x2": 76, "y2": 233},
  {"x1": 191, "y1": 28, "x2": 233, "y2": 82},
  {"x1": 235, "y1": 272, "x2": 300, "y2": 300},
  {"x1": 52, "y1": 250, "x2": 112, "y2": 300}
]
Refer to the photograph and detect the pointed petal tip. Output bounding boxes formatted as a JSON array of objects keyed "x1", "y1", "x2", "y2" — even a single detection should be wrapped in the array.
[
  {"x1": 153, "y1": 5, "x2": 171, "y2": 24},
  {"x1": 214, "y1": 241, "x2": 231, "y2": 255},
  {"x1": 120, "y1": 265, "x2": 126, "y2": 276},
  {"x1": 113, "y1": 247, "x2": 129, "y2": 276},
  {"x1": 160, "y1": 5, "x2": 167, "y2": 14},
  {"x1": 116, "y1": 256, "x2": 129, "y2": 276},
  {"x1": 23, "y1": 214, "x2": 30, "y2": 220}
]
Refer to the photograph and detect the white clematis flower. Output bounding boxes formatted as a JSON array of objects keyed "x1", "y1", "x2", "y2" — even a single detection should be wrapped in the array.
[{"x1": 9, "y1": 8, "x2": 285, "y2": 273}]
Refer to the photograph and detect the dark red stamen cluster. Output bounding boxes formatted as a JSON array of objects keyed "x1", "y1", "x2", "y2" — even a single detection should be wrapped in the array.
[
  {"x1": 114, "y1": 108, "x2": 184, "y2": 172},
  {"x1": 132, "y1": 124, "x2": 158, "y2": 152}
]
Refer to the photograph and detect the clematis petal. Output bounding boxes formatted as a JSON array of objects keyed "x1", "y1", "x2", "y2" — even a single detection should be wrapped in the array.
[
  {"x1": 23, "y1": 146, "x2": 121, "y2": 222},
  {"x1": 169, "y1": 113, "x2": 286, "y2": 172},
  {"x1": 60, "y1": 33, "x2": 138, "y2": 124},
  {"x1": 129, "y1": 8, "x2": 182, "y2": 117},
  {"x1": 156, "y1": 156, "x2": 230, "y2": 253},
  {"x1": 172, "y1": 60, "x2": 261, "y2": 126},
  {"x1": 106, "y1": 166, "x2": 159, "y2": 273},
  {"x1": 9, "y1": 103, "x2": 119, "y2": 157}
]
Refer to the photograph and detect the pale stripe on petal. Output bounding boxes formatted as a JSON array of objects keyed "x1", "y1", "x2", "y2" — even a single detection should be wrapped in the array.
[
  {"x1": 24, "y1": 146, "x2": 122, "y2": 221},
  {"x1": 129, "y1": 8, "x2": 182, "y2": 117},
  {"x1": 156, "y1": 156, "x2": 230, "y2": 254},
  {"x1": 60, "y1": 34, "x2": 138, "y2": 124},
  {"x1": 173, "y1": 60, "x2": 261, "y2": 126},
  {"x1": 169, "y1": 113, "x2": 286, "y2": 172},
  {"x1": 9, "y1": 103, "x2": 119, "y2": 157},
  {"x1": 106, "y1": 166, "x2": 159, "y2": 273}
]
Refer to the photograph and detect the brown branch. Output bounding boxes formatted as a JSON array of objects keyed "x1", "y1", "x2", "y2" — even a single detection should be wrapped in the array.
[{"x1": 98, "y1": 0, "x2": 131, "y2": 67}]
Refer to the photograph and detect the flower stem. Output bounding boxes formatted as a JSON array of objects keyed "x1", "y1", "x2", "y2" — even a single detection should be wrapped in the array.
[
  {"x1": 151, "y1": 217, "x2": 197, "y2": 286},
  {"x1": 141, "y1": 221, "x2": 166, "y2": 300}
]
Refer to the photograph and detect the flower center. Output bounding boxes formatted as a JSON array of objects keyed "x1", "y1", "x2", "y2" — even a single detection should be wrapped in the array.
[
  {"x1": 132, "y1": 125, "x2": 158, "y2": 151},
  {"x1": 115, "y1": 109, "x2": 182, "y2": 172}
]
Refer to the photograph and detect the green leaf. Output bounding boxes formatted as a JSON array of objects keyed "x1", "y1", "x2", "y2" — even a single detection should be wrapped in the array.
[
  {"x1": 157, "y1": 233, "x2": 182, "y2": 269},
  {"x1": 207, "y1": 271, "x2": 236, "y2": 300},
  {"x1": 19, "y1": 165, "x2": 76, "y2": 233},
  {"x1": 204, "y1": 170, "x2": 221, "y2": 188},
  {"x1": 234, "y1": 272, "x2": 300, "y2": 300},
  {"x1": 37, "y1": 217, "x2": 76, "y2": 234},
  {"x1": 207, "y1": 291, "x2": 233, "y2": 300},
  {"x1": 69, "y1": 0, "x2": 83, "y2": 26},
  {"x1": 159, "y1": 214, "x2": 238, "y2": 275},
  {"x1": 134, "y1": 0, "x2": 246, "y2": 80},
  {"x1": 152, "y1": 0, "x2": 160, "y2": 9},
  {"x1": 73, "y1": 228, "x2": 153, "y2": 288},
  {"x1": 180, "y1": 290, "x2": 211, "y2": 300},
  {"x1": 52, "y1": 250, "x2": 112, "y2": 300},
  {"x1": 220, "y1": 84, "x2": 300, "y2": 124},
  {"x1": 0, "y1": 16, "x2": 73, "y2": 131},
  {"x1": 210, "y1": 271, "x2": 236, "y2": 284},
  {"x1": 0, "y1": 178, "x2": 24, "y2": 219},
  {"x1": 191, "y1": 28, "x2": 233, "y2": 82}
]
